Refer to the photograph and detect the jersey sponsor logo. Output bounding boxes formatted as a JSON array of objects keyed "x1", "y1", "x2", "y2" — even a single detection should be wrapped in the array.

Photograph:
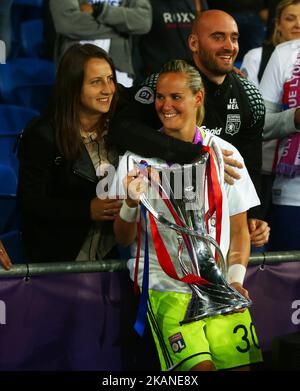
[
  {"x1": 201, "y1": 125, "x2": 222, "y2": 136},
  {"x1": 227, "y1": 98, "x2": 239, "y2": 110},
  {"x1": 135, "y1": 86, "x2": 155, "y2": 104},
  {"x1": 225, "y1": 114, "x2": 241, "y2": 136},
  {"x1": 169, "y1": 332, "x2": 186, "y2": 353}
]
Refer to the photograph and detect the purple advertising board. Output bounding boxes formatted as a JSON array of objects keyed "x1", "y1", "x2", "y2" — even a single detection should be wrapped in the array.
[
  {"x1": 245, "y1": 262, "x2": 300, "y2": 352},
  {"x1": 0, "y1": 262, "x2": 300, "y2": 370}
]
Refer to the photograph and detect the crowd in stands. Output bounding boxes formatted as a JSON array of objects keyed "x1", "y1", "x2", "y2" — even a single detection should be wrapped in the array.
[{"x1": 0, "y1": 0, "x2": 300, "y2": 372}]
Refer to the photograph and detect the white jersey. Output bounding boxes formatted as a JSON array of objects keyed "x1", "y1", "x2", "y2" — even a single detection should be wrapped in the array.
[
  {"x1": 241, "y1": 47, "x2": 263, "y2": 89},
  {"x1": 260, "y1": 39, "x2": 300, "y2": 206},
  {"x1": 110, "y1": 131, "x2": 260, "y2": 293}
]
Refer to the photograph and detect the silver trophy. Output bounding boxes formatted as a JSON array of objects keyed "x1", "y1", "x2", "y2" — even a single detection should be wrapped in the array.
[{"x1": 135, "y1": 152, "x2": 251, "y2": 325}]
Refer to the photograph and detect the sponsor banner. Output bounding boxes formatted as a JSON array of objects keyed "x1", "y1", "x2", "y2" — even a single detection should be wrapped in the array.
[
  {"x1": 0, "y1": 272, "x2": 128, "y2": 370},
  {"x1": 245, "y1": 262, "x2": 300, "y2": 351},
  {"x1": 0, "y1": 262, "x2": 299, "y2": 369}
]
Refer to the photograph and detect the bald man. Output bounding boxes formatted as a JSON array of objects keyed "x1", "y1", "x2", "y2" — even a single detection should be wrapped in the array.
[{"x1": 110, "y1": 10, "x2": 269, "y2": 247}]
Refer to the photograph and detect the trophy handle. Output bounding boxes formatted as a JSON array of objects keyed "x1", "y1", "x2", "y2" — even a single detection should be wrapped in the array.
[{"x1": 140, "y1": 193, "x2": 227, "y2": 278}]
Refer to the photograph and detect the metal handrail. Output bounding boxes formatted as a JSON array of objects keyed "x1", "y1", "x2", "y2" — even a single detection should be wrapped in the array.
[{"x1": 0, "y1": 251, "x2": 299, "y2": 278}]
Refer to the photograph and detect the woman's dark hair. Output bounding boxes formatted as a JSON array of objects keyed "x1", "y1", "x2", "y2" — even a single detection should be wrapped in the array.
[{"x1": 54, "y1": 43, "x2": 118, "y2": 160}]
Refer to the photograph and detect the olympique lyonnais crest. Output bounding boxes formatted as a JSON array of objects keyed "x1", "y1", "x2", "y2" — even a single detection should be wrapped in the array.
[
  {"x1": 225, "y1": 114, "x2": 241, "y2": 136},
  {"x1": 169, "y1": 332, "x2": 186, "y2": 353}
]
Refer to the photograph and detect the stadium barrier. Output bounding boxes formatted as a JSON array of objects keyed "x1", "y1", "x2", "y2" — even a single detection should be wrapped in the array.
[{"x1": 0, "y1": 251, "x2": 299, "y2": 370}]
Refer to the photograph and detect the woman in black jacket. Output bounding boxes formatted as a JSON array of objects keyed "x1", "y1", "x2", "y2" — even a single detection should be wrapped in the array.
[{"x1": 17, "y1": 43, "x2": 122, "y2": 263}]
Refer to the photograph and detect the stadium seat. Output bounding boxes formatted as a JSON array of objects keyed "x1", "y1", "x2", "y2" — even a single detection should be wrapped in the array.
[
  {"x1": 0, "y1": 104, "x2": 39, "y2": 173},
  {"x1": 234, "y1": 61, "x2": 242, "y2": 69},
  {"x1": 0, "y1": 164, "x2": 17, "y2": 234},
  {"x1": 0, "y1": 58, "x2": 55, "y2": 112},
  {"x1": 13, "y1": 0, "x2": 43, "y2": 6},
  {"x1": 0, "y1": 104, "x2": 39, "y2": 132},
  {"x1": 11, "y1": 0, "x2": 44, "y2": 59},
  {"x1": 20, "y1": 18, "x2": 44, "y2": 57}
]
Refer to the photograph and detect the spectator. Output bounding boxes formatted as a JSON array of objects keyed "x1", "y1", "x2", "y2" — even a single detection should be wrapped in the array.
[
  {"x1": 260, "y1": 39, "x2": 300, "y2": 251},
  {"x1": 112, "y1": 59, "x2": 262, "y2": 371},
  {"x1": 241, "y1": 0, "x2": 300, "y2": 88},
  {"x1": 241, "y1": 0, "x2": 300, "y2": 221},
  {"x1": 49, "y1": 0, "x2": 152, "y2": 86},
  {"x1": 16, "y1": 44, "x2": 122, "y2": 263},
  {"x1": 207, "y1": 0, "x2": 267, "y2": 61},
  {"x1": 133, "y1": 0, "x2": 208, "y2": 83},
  {"x1": 110, "y1": 10, "x2": 270, "y2": 248}
]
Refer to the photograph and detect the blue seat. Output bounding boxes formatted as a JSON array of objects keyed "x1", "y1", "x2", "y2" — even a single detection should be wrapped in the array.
[
  {"x1": 0, "y1": 230, "x2": 23, "y2": 264},
  {"x1": 13, "y1": 0, "x2": 43, "y2": 6},
  {"x1": 0, "y1": 104, "x2": 39, "y2": 173},
  {"x1": 0, "y1": 58, "x2": 55, "y2": 112},
  {"x1": 20, "y1": 18, "x2": 44, "y2": 57},
  {"x1": 0, "y1": 164, "x2": 16, "y2": 194},
  {"x1": 234, "y1": 61, "x2": 242, "y2": 69},
  {"x1": 11, "y1": 0, "x2": 44, "y2": 59},
  {"x1": 0, "y1": 104, "x2": 39, "y2": 132},
  {"x1": 0, "y1": 164, "x2": 17, "y2": 234}
]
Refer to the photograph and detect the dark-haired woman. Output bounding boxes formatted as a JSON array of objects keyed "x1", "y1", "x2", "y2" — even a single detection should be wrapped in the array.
[{"x1": 18, "y1": 43, "x2": 122, "y2": 263}]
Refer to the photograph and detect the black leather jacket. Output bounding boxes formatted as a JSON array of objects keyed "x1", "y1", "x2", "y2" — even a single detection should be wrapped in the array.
[{"x1": 18, "y1": 116, "x2": 115, "y2": 262}]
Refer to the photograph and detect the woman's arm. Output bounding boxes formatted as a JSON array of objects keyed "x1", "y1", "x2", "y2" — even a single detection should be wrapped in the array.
[
  {"x1": 49, "y1": 0, "x2": 120, "y2": 40},
  {"x1": 114, "y1": 200, "x2": 138, "y2": 247},
  {"x1": 227, "y1": 211, "x2": 250, "y2": 299},
  {"x1": 113, "y1": 169, "x2": 144, "y2": 246},
  {"x1": 50, "y1": 0, "x2": 152, "y2": 40},
  {"x1": 98, "y1": 0, "x2": 152, "y2": 35}
]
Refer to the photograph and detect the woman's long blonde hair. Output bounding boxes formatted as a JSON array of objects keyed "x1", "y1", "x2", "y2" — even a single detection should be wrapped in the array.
[
  {"x1": 272, "y1": 0, "x2": 300, "y2": 45},
  {"x1": 158, "y1": 59, "x2": 205, "y2": 127}
]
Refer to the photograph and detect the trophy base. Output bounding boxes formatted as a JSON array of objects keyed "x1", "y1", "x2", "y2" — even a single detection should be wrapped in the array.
[{"x1": 179, "y1": 286, "x2": 251, "y2": 325}]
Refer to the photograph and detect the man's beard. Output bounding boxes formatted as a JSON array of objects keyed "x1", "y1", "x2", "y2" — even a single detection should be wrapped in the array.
[{"x1": 198, "y1": 49, "x2": 236, "y2": 76}]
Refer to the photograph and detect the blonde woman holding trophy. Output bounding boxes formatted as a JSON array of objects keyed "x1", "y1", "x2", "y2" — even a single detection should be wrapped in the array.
[{"x1": 111, "y1": 60, "x2": 262, "y2": 371}]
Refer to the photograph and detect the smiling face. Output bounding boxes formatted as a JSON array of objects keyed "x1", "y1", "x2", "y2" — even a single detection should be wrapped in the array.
[
  {"x1": 189, "y1": 11, "x2": 239, "y2": 83},
  {"x1": 80, "y1": 57, "x2": 116, "y2": 118},
  {"x1": 277, "y1": 3, "x2": 300, "y2": 42},
  {"x1": 155, "y1": 72, "x2": 203, "y2": 142}
]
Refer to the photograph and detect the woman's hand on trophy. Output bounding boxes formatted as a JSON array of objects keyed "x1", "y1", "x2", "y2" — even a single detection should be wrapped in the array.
[
  {"x1": 230, "y1": 282, "x2": 250, "y2": 313},
  {"x1": 222, "y1": 149, "x2": 243, "y2": 185},
  {"x1": 123, "y1": 169, "x2": 146, "y2": 207}
]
